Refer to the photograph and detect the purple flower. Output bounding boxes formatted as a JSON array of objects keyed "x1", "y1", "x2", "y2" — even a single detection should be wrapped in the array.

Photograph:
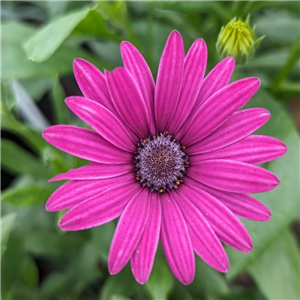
[{"x1": 43, "y1": 31, "x2": 287, "y2": 285}]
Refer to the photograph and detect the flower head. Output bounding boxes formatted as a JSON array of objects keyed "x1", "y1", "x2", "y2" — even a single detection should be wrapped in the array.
[
  {"x1": 216, "y1": 16, "x2": 264, "y2": 64},
  {"x1": 43, "y1": 31, "x2": 287, "y2": 285}
]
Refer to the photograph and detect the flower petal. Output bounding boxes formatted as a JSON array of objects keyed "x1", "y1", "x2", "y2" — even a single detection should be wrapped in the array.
[
  {"x1": 42, "y1": 125, "x2": 131, "y2": 164},
  {"x1": 195, "y1": 182, "x2": 271, "y2": 221},
  {"x1": 106, "y1": 67, "x2": 149, "y2": 138},
  {"x1": 73, "y1": 59, "x2": 115, "y2": 112},
  {"x1": 65, "y1": 96, "x2": 137, "y2": 152},
  {"x1": 108, "y1": 188, "x2": 151, "y2": 275},
  {"x1": 183, "y1": 179, "x2": 253, "y2": 252},
  {"x1": 46, "y1": 173, "x2": 134, "y2": 211},
  {"x1": 179, "y1": 77, "x2": 261, "y2": 145},
  {"x1": 172, "y1": 191, "x2": 229, "y2": 272},
  {"x1": 160, "y1": 193, "x2": 195, "y2": 285},
  {"x1": 49, "y1": 163, "x2": 133, "y2": 182},
  {"x1": 121, "y1": 41, "x2": 156, "y2": 134},
  {"x1": 189, "y1": 159, "x2": 280, "y2": 193},
  {"x1": 168, "y1": 39, "x2": 207, "y2": 134},
  {"x1": 196, "y1": 135, "x2": 287, "y2": 164},
  {"x1": 155, "y1": 30, "x2": 184, "y2": 132},
  {"x1": 188, "y1": 108, "x2": 270, "y2": 155},
  {"x1": 131, "y1": 193, "x2": 161, "y2": 284},
  {"x1": 59, "y1": 180, "x2": 140, "y2": 231}
]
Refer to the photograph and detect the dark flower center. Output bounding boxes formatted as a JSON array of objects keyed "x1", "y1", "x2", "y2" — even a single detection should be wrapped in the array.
[{"x1": 133, "y1": 131, "x2": 189, "y2": 193}]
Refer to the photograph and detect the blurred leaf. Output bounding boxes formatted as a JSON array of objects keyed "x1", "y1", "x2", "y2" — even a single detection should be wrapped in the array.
[
  {"x1": 226, "y1": 89, "x2": 299, "y2": 279},
  {"x1": 51, "y1": 77, "x2": 69, "y2": 124},
  {"x1": 21, "y1": 77, "x2": 52, "y2": 102},
  {"x1": 1, "y1": 139, "x2": 53, "y2": 179},
  {"x1": 24, "y1": 6, "x2": 120, "y2": 63},
  {"x1": 249, "y1": 230, "x2": 300, "y2": 299},
  {"x1": 246, "y1": 1, "x2": 300, "y2": 15},
  {"x1": 145, "y1": 256, "x2": 174, "y2": 300},
  {"x1": 91, "y1": 221, "x2": 115, "y2": 262},
  {"x1": 39, "y1": 273, "x2": 66, "y2": 299},
  {"x1": 188, "y1": 257, "x2": 229, "y2": 298},
  {"x1": 1, "y1": 213, "x2": 16, "y2": 256},
  {"x1": 2, "y1": 22, "x2": 106, "y2": 80},
  {"x1": 2, "y1": 183, "x2": 55, "y2": 206}
]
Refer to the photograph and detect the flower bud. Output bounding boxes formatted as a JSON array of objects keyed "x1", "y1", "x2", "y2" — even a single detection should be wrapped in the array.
[{"x1": 216, "y1": 16, "x2": 264, "y2": 64}]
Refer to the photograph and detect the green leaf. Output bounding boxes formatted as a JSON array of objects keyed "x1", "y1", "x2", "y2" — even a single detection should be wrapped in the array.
[
  {"x1": 2, "y1": 183, "x2": 55, "y2": 206},
  {"x1": 2, "y1": 22, "x2": 107, "y2": 80},
  {"x1": 249, "y1": 230, "x2": 300, "y2": 300},
  {"x1": 226, "y1": 89, "x2": 299, "y2": 279},
  {"x1": 145, "y1": 256, "x2": 174, "y2": 300},
  {"x1": 1, "y1": 139, "x2": 53, "y2": 179},
  {"x1": 24, "y1": 6, "x2": 121, "y2": 63},
  {"x1": 1, "y1": 213, "x2": 16, "y2": 256}
]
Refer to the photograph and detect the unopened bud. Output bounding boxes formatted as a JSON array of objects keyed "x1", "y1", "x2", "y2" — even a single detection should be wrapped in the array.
[{"x1": 216, "y1": 16, "x2": 264, "y2": 64}]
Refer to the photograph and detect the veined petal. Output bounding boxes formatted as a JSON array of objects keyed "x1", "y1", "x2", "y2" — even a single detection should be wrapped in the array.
[
  {"x1": 179, "y1": 77, "x2": 261, "y2": 145},
  {"x1": 59, "y1": 180, "x2": 140, "y2": 231},
  {"x1": 195, "y1": 182, "x2": 271, "y2": 221},
  {"x1": 188, "y1": 108, "x2": 270, "y2": 155},
  {"x1": 183, "y1": 179, "x2": 253, "y2": 252},
  {"x1": 131, "y1": 193, "x2": 161, "y2": 284},
  {"x1": 121, "y1": 41, "x2": 156, "y2": 134},
  {"x1": 42, "y1": 125, "x2": 131, "y2": 164},
  {"x1": 160, "y1": 193, "x2": 195, "y2": 285},
  {"x1": 108, "y1": 188, "x2": 151, "y2": 275},
  {"x1": 169, "y1": 39, "x2": 207, "y2": 134},
  {"x1": 49, "y1": 163, "x2": 133, "y2": 182},
  {"x1": 46, "y1": 173, "x2": 134, "y2": 211},
  {"x1": 73, "y1": 59, "x2": 115, "y2": 112},
  {"x1": 155, "y1": 31, "x2": 184, "y2": 132},
  {"x1": 196, "y1": 135, "x2": 287, "y2": 164},
  {"x1": 189, "y1": 159, "x2": 280, "y2": 193},
  {"x1": 106, "y1": 67, "x2": 149, "y2": 138},
  {"x1": 172, "y1": 191, "x2": 229, "y2": 272},
  {"x1": 65, "y1": 96, "x2": 137, "y2": 151}
]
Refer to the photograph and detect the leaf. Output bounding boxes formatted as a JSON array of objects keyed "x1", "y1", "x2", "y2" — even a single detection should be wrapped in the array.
[
  {"x1": 226, "y1": 88, "x2": 299, "y2": 279},
  {"x1": 145, "y1": 256, "x2": 174, "y2": 300},
  {"x1": 2, "y1": 22, "x2": 107, "y2": 80},
  {"x1": 24, "y1": 6, "x2": 120, "y2": 63},
  {"x1": 1, "y1": 139, "x2": 53, "y2": 179},
  {"x1": 1, "y1": 183, "x2": 56, "y2": 206},
  {"x1": 249, "y1": 230, "x2": 300, "y2": 300},
  {"x1": 1, "y1": 213, "x2": 16, "y2": 256}
]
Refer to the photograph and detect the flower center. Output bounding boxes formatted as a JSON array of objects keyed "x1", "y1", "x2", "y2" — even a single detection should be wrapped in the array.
[{"x1": 133, "y1": 131, "x2": 189, "y2": 193}]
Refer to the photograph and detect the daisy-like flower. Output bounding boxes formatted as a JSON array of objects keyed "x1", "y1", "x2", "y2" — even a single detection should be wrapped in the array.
[{"x1": 43, "y1": 31, "x2": 287, "y2": 285}]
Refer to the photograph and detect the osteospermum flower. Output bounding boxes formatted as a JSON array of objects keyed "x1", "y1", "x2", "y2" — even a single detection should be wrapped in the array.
[{"x1": 43, "y1": 31, "x2": 287, "y2": 285}]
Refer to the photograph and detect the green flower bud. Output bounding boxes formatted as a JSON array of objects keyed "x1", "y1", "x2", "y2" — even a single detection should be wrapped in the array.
[{"x1": 216, "y1": 15, "x2": 264, "y2": 64}]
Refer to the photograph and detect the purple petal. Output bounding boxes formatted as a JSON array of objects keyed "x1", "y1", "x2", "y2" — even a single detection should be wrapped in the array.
[
  {"x1": 154, "y1": 31, "x2": 184, "y2": 132},
  {"x1": 188, "y1": 108, "x2": 270, "y2": 155},
  {"x1": 195, "y1": 182, "x2": 271, "y2": 221},
  {"x1": 121, "y1": 41, "x2": 156, "y2": 134},
  {"x1": 160, "y1": 193, "x2": 195, "y2": 285},
  {"x1": 179, "y1": 77, "x2": 261, "y2": 145},
  {"x1": 108, "y1": 188, "x2": 151, "y2": 275},
  {"x1": 73, "y1": 59, "x2": 115, "y2": 113},
  {"x1": 59, "y1": 180, "x2": 140, "y2": 231},
  {"x1": 168, "y1": 39, "x2": 207, "y2": 134},
  {"x1": 183, "y1": 179, "x2": 253, "y2": 252},
  {"x1": 46, "y1": 173, "x2": 134, "y2": 211},
  {"x1": 42, "y1": 125, "x2": 131, "y2": 164},
  {"x1": 131, "y1": 193, "x2": 161, "y2": 284},
  {"x1": 65, "y1": 96, "x2": 137, "y2": 152},
  {"x1": 106, "y1": 67, "x2": 149, "y2": 138},
  {"x1": 172, "y1": 191, "x2": 229, "y2": 272},
  {"x1": 196, "y1": 135, "x2": 287, "y2": 164},
  {"x1": 49, "y1": 163, "x2": 133, "y2": 182},
  {"x1": 189, "y1": 159, "x2": 280, "y2": 193}
]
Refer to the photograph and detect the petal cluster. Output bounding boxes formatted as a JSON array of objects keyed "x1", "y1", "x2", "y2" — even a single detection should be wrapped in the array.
[{"x1": 43, "y1": 31, "x2": 287, "y2": 285}]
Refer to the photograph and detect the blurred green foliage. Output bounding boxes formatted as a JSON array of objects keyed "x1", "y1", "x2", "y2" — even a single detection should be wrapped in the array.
[{"x1": 1, "y1": 1, "x2": 299, "y2": 300}]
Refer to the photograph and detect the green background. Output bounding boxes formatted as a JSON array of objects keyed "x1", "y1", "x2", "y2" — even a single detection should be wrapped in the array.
[{"x1": 1, "y1": 1, "x2": 299, "y2": 300}]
